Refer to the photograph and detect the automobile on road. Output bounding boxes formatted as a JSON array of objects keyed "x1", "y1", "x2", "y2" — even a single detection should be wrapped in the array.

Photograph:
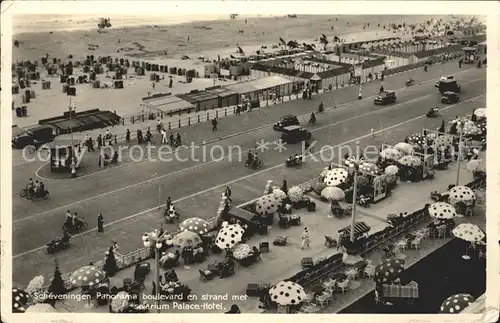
[
  {"x1": 273, "y1": 114, "x2": 300, "y2": 131},
  {"x1": 374, "y1": 91, "x2": 397, "y2": 105},
  {"x1": 280, "y1": 125, "x2": 312, "y2": 144}
]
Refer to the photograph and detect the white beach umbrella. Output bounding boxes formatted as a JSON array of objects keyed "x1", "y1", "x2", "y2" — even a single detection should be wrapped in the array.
[
  {"x1": 448, "y1": 185, "x2": 476, "y2": 205},
  {"x1": 385, "y1": 165, "x2": 399, "y2": 176},
  {"x1": 321, "y1": 187, "x2": 345, "y2": 201},
  {"x1": 394, "y1": 142, "x2": 414, "y2": 155},
  {"x1": 287, "y1": 186, "x2": 304, "y2": 203},
  {"x1": 380, "y1": 148, "x2": 401, "y2": 161},
  {"x1": 323, "y1": 168, "x2": 349, "y2": 186},
  {"x1": 215, "y1": 223, "x2": 245, "y2": 249},
  {"x1": 25, "y1": 303, "x2": 57, "y2": 313},
  {"x1": 269, "y1": 281, "x2": 307, "y2": 306},
  {"x1": 255, "y1": 194, "x2": 280, "y2": 215},
  {"x1": 428, "y1": 202, "x2": 457, "y2": 220}
]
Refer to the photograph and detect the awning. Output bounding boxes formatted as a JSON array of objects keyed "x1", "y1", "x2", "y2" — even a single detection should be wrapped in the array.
[{"x1": 338, "y1": 221, "x2": 371, "y2": 236}]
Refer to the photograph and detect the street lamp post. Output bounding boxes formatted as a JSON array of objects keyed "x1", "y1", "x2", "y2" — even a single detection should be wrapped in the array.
[
  {"x1": 456, "y1": 119, "x2": 466, "y2": 186},
  {"x1": 68, "y1": 99, "x2": 77, "y2": 178},
  {"x1": 346, "y1": 158, "x2": 361, "y2": 242},
  {"x1": 142, "y1": 232, "x2": 164, "y2": 313}
]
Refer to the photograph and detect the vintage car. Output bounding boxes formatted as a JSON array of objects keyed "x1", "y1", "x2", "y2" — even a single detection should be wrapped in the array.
[
  {"x1": 441, "y1": 91, "x2": 460, "y2": 104},
  {"x1": 438, "y1": 79, "x2": 461, "y2": 94},
  {"x1": 280, "y1": 125, "x2": 312, "y2": 144},
  {"x1": 12, "y1": 125, "x2": 56, "y2": 149},
  {"x1": 374, "y1": 91, "x2": 397, "y2": 105},
  {"x1": 273, "y1": 114, "x2": 300, "y2": 131},
  {"x1": 435, "y1": 76, "x2": 454, "y2": 88}
]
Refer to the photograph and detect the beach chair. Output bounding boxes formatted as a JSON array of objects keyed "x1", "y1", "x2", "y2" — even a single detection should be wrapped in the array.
[
  {"x1": 411, "y1": 237, "x2": 423, "y2": 250},
  {"x1": 364, "y1": 264, "x2": 375, "y2": 278},
  {"x1": 436, "y1": 225, "x2": 447, "y2": 239},
  {"x1": 337, "y1": 279, "x2": 350, "y2": 294}
]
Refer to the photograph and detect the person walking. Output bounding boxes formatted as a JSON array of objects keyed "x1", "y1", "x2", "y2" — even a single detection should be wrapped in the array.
[
  {"x1": 301, "y1": 227, "x2": 311, "y2": 249},
  {"x1": 97, "y1": 213, "x2": 104, "y2": 233},
  {"x1": 212, "y1": 118, "x2": 218, "y2": 131},
  {"x1": 125, "y1": 129, "x2": 130, "y2": 143},
  {"x1": 168, "y1": 132, "x2": 174, "y2": 146},
  {"x1": 161, "y1": 128, "x2": 167, "y2": 144}
]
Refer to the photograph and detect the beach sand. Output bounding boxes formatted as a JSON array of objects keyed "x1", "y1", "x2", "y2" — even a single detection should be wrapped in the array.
[{"x1": 11, "y1": 15, "x2": 468, "y2": 126}]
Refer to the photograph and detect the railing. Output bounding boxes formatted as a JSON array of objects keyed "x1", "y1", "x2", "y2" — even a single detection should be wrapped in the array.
[{"x1": 282, "y1": 176, "x2": 486, "y2": 288}]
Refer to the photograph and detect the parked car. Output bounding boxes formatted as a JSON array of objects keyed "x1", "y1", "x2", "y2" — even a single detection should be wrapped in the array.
[
  {"x1": 441, "y1": 91, "x2": 460, "y2": 104},
  {"x1": 280, "y1": 125, "x2": 311, "y2": 144},
  {"x1": 273, "y1": 115, "x2": 300, "y2": 131},
  {"x1": 12, "y1": 125, "x2": 56, "y2": 149},
  {"x1": 374, "y1": 91, "x2": 397, "y2": 105},
  {"x1": 438, "y1": 79, "x2": 461, "y2": 94}
]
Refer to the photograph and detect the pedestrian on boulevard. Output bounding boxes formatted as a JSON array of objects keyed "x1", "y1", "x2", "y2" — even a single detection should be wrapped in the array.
[
  {"x1": 236, "y1": 106, "x2": 241, "y2": 116},
  {"x1": 212, "y1": 118, "x2": 218, "y2": 131},
  {"x1": 169, "y1": 132, "x2": 174, "y2": 146},
  {"x1": 161, "y1": 128, "x2": 167, "y2": 144},
  {"x1": 301, "y1": 227, "x2": 311, "y2": 249},
  {"x1": 97, "y1": 134, "x2": 102, "y2": 149},
  {"x1": 97, "y1": 213, "x2": 104, "y2": 233},
  {"x1": 125, "y1": 129, "x2": 130, "y2": 143}
]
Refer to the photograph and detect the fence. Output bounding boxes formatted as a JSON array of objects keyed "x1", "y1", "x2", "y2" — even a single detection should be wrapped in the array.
[{"x1": 282, "y1": 176, "x2": 486, "y2": 288}]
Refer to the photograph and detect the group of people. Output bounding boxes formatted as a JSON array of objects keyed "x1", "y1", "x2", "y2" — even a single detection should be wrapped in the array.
[
  {"x1": 64, "y1": 209, "x2": 84, "y2": 231},
  {"x1": 245, "y1": 149, "x2": 262, "y2": 168}
]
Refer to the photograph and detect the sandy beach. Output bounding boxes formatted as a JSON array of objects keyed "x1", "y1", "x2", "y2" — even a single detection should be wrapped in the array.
[{"x1": 12, "y1": 15, "x2": 461, "y2": 62}]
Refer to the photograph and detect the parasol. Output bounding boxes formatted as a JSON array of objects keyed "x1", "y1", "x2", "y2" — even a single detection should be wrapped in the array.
[
  {"x1": 461, "y1": 121, "x2": 481, "y2": 136},
  {"x1": 476, "y1": 121, "x2": 486, "y2": 135},
  {"x1": 25, "y1": 303, "x2": 58, "y2": 313},
  {"x1": 473, "y1": 108, "x2": 486, "y2": 119},
  {"x1": 287, "y1": 186, "x2": 304, "y2": 203},
  {"x1": 323, "y1": 168, "x2": 349, "y2": 186},
  {"x1": 358, "y1": 162, "x2": 381, "y2": 176},
  {"x1": 394, "y1": 142, "x2": 414, "y2": 155},
  {"x1": 385, "y1": 165, "x2": 399, "y2": 176},
  {"x1": 433, "y1": 134, "x2": 454, "y2": 149},
  {"x1": 439, "y1": 294, "x2": 475, "y2": 314},
  {"x1": 452, "y1": 223, "x2": 485, "y2": 243},
  {"x1": 407, "y1": 133, "x2": 428, "y2": 148},
  {"x1": 321, "y1": 187, "x2": 345, "y2": 201},
  {"x1": 26, "y1": 275, "x2": 45, "y2": 294},
  {"x1": 448, "y1": 185, "x2": 476, "y2": 206},
  {"x1": 426, "y1": 132, "x2": 437, "y2": 141},
  {"x1": 255, "y1": 194, "x2": 280, "y2": 215},
  {"x1": 452, "y1": 223, "x2": 485, "y2": 259},
  {"x1": 232, "y1": 243, "x2": 252, "y2": 260},
  {"x1": 179, "y1": 217, "x2": 210, "y2": 236},
  {"x1": 110, "y1": 291, "x2": 131, "y2": 313},
  {"x1": 428, "y1": 202, "x2": 457, "y2": 219},
  {"x1": 172, "y1": 230, "x2": 201, "y2": 248},
  {"x1": 215, "y1": 223, "x2": 245, "y2": 249},
  {"x1": 380, "y1": 148, "x2": 402, "y2": 161},
  {"x1": 398, "y1": 155, "x2": 422, "y2": 167},
  {"x1": 374, "y1": 258, "x2": 405, "y2": 284},
  {"x1": 269, "y1": 281, "x2": 307, "y2": 306},
  {"x1": 12, "y1": 288, "x2": 30, "y2": 313},
  {"x1": 466, "y1": 159, "x2": 480, "y2": 172},
  {"x1": 272, "y1": 188, "x2": 288, "y2": 202},
  {"x1": 70, "y1": 265, "x2": 106, "y2": 287}
]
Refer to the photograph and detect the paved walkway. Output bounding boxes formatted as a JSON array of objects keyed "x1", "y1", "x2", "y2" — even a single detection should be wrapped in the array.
[{"x1": 50, "y1": 160, "x2": 483, "y2": 313}]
